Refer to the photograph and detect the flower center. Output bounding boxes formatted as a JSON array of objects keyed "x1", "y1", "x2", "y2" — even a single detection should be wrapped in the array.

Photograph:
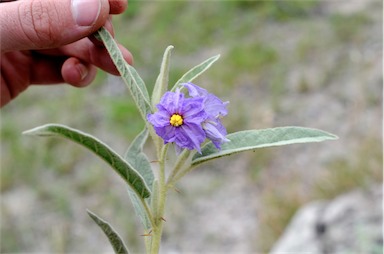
[{"x1": 170, "y1": 114, "x2": 183, "y2": 127}]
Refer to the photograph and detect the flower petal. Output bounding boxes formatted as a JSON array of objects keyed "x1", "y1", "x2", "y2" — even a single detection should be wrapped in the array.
[
  {"x1": 158, "y1": 90, "x2": 184, "y2": 114},
  {"x1": 182, "y1": 97, "x2": 207, "y2": 122},
  {"x1": 147, "y1": 111, "x2": 170, "y2": 127},
  {"x1": 179, "y1": 122, "x2": 206, "y2": 152},
  {"x1": 155, "y1": 125, "x2": 176, "y2": 144},
  {"x1": 203, "y1": 119, "x2": 230, "y2": 149},
  {"x1": 204, "y1": 93, "x2": 228, "y2": 118},
  {"x1": 183, "y1": 82, "x2": 228, "y2": 118},
  {"x1": 183, "y1": 82, "x2": 208, "y2": 97}
]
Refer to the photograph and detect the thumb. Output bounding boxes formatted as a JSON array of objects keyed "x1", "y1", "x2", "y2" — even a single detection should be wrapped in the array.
[{"x1": 0, "y1": 0, "x2": 110, "y2": 52}]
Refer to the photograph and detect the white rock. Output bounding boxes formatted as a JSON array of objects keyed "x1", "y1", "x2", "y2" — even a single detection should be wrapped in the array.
[{"x1": 270, "y1": 184, "x2": 382, "y2": 254}]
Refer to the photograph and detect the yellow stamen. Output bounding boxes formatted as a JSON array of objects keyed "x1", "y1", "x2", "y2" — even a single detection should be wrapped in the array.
[{"x1": 170, "y1": 114, "x2": 183, "y2": 127}]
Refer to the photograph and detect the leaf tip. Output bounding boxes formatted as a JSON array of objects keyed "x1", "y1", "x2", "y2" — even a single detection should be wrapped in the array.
[
  {"x1": 329, "y1": 133, "x2": 339, "y2": 140},
  {"x1": 22, "y1": 126, "x2": 42, "y2": 136},
  {"x1": 22, "y1": 124, "x2": 56, "y2": 136},
  {"x1": 22, "y1": 129, "x2": 33, "y2": 135}
]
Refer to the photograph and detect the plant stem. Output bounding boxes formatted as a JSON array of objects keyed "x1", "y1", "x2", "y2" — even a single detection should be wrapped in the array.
[
  {"x1": 166, "y1": 149, "x2": 191, "y2": 187},
  {"x1": 140, "y1": 197, "x2": 155, "y2": 253},
  {"x1": 150, "y1": 145, "x2": 168, "y2": 254},
  {"x1": 144, "y1": 228, "x2": 152, "y2": 253},
  {"x1": 172, "y1": 164, "x2": 197, "y2": 184}
]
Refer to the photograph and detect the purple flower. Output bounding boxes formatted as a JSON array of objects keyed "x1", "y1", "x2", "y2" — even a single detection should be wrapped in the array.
[
  {"x1": 147, "y1": 83, "x2": 229, "y2": 152},
  {"x1": 147, "y1": 89, "x2": 207, "y2": 152},
  {"x1": 183, "y1": 82, "x2": 230, "y2": 149}
]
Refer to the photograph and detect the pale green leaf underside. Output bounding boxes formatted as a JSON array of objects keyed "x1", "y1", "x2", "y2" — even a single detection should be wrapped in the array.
[
  {"x1": 192, "y1": 127, "x2": 338, "y2": 166},
  {"x1": 152, "y1": 45, "x2": 174, "y2": 108},
  {"x1": 124, "y1": 127, "x2": 154, "y2": 189},
  {"x1": 127, "y1": 189, "x2": 152, "y2": 230},
  {"x1": 97, "y1": 27, "x2": 152, "y2": 119},
  {"x1": 87, "y1": 210, "x2": 129, "y2": 254},
  {"x1": 171, "y1": 54, "x2": 220, "y2": 91},
  {"x1": 124, "y1": 128, "x2": 154, "y2": 230},
  {"x1": 23, "y1": 124, "x2": 150, "y2": 199}
]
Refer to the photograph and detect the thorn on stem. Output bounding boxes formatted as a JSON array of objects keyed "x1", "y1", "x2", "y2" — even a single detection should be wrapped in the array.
[
  {"x1": 173, "y1": 187, "x2": 181, "y2": 194},
  {"x1": 140, "y1": 229, "x2": 152, "y2": 237}
]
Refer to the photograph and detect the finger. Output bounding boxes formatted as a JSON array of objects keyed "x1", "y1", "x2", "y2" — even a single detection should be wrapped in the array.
[
  {"x1": 61, "y1": 57, "x2": 97, "y2": 87},
  {"x1": 109, "y1": 0, "x2": 128, "y2": 14},
  {"x1": 0, "y1": 0, "x2": 111, "y2": 52},
  {"x1": 0, "y1": 50, "x2": 66, "y2": 103},
  {"x1": 67, "y1": 41, "x2": 133, "y2": 75},
  {"x1": 28, "y1": 53, "x2": 98, "y2": 87},
  {"x1": 36, "y1": 38, "x2": 133, "y2": 75},
  {"x1": 0, "y1": 75, "x2": 12, "y2": 108},
  {"x1": 0, "y1": 51, "x2": 34, "y2": 106},
  {"x1": 29, "y1": 53, "x2": 67, "y2": 84},
  {"x1": 88, "y1": 16, "x2": 114, "y2": 47}
]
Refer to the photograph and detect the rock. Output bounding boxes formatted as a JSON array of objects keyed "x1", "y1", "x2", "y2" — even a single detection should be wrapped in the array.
[{"x1": 270, "y1": 184, "x2": 383, "y2": 254}]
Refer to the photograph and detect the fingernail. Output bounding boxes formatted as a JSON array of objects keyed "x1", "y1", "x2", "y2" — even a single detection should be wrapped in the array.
[
  {"x1": 72, "y1": 0, "x2": 101, "y2": 27},
  {"x1": 78, "y1": 63, "x2": 89, "y2": 81}
]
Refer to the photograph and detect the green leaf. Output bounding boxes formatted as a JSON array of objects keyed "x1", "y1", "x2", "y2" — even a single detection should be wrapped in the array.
[
  {"x1": 124, "y1": 128, "x2": 154, "y2": 190},
  {"x1": 87, "y1": 210, "x2": 129, "y2": 254},
  {"x1": 123, "y1": 129, "x2": 154, "y2": 231},
  {"x1": 192, "y1": 127, "x2": 338, "y2": 166},
  {"x1": 152, "y1": 45, "x2": 174, "y2": 108},
  {"x1": 127, "y1": 189, "x2": 152, "y2": 230},
  {"x1": 23, "y1": 124, "x2": 150, "y2": 199},
  {"x1": 171, "y1": 54, "x2": 220, "y2": 91},
  {"x1": 96, "y1": 27, "x2": 152, "y2": 120},
  {"x1": 148, "y1": 46, "x2": 175, "y2": 157}
]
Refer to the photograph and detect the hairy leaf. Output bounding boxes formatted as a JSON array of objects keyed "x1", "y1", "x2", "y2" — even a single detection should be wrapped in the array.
[
  {"x1": 171, "y1": 54, "x2": 220, "y2": 91},
  {"x1": 127, "y1": 189, "x2": 152, "y2": 230},
  {"x1": 124, "y1": 128, "x2": 154, "y2": 189},
  {"x1": 192, "y1": 127, "x2": 338, "y2": 166},
  {"x1": 87, "y1": 210, "x2": 129, "y2": 254},
  {"x1": 124, "y1": 128, "x2": 154, "y2": 229},
  {"x1": 97, "y1": 27, "x2": 152, "y2": 120},
  {"x1": 150, "y1": 46, "x2": 173, "y2": 156},
  {"x1": 152, "y1": 45, "x2": 174, "y2": 108},
  {"x1": 23, "y1": 124, "x2": 150, "y2": 199}
]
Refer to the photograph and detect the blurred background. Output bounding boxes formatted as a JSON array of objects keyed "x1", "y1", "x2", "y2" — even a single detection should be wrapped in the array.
[{"x1": 1, "y1": 0, "x2": 382, "y2": 253}]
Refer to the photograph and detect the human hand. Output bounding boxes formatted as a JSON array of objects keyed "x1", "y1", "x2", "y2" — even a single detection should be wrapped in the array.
[{"x1": 0, "y1": 0, "x2": 133, "y2": 107}]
